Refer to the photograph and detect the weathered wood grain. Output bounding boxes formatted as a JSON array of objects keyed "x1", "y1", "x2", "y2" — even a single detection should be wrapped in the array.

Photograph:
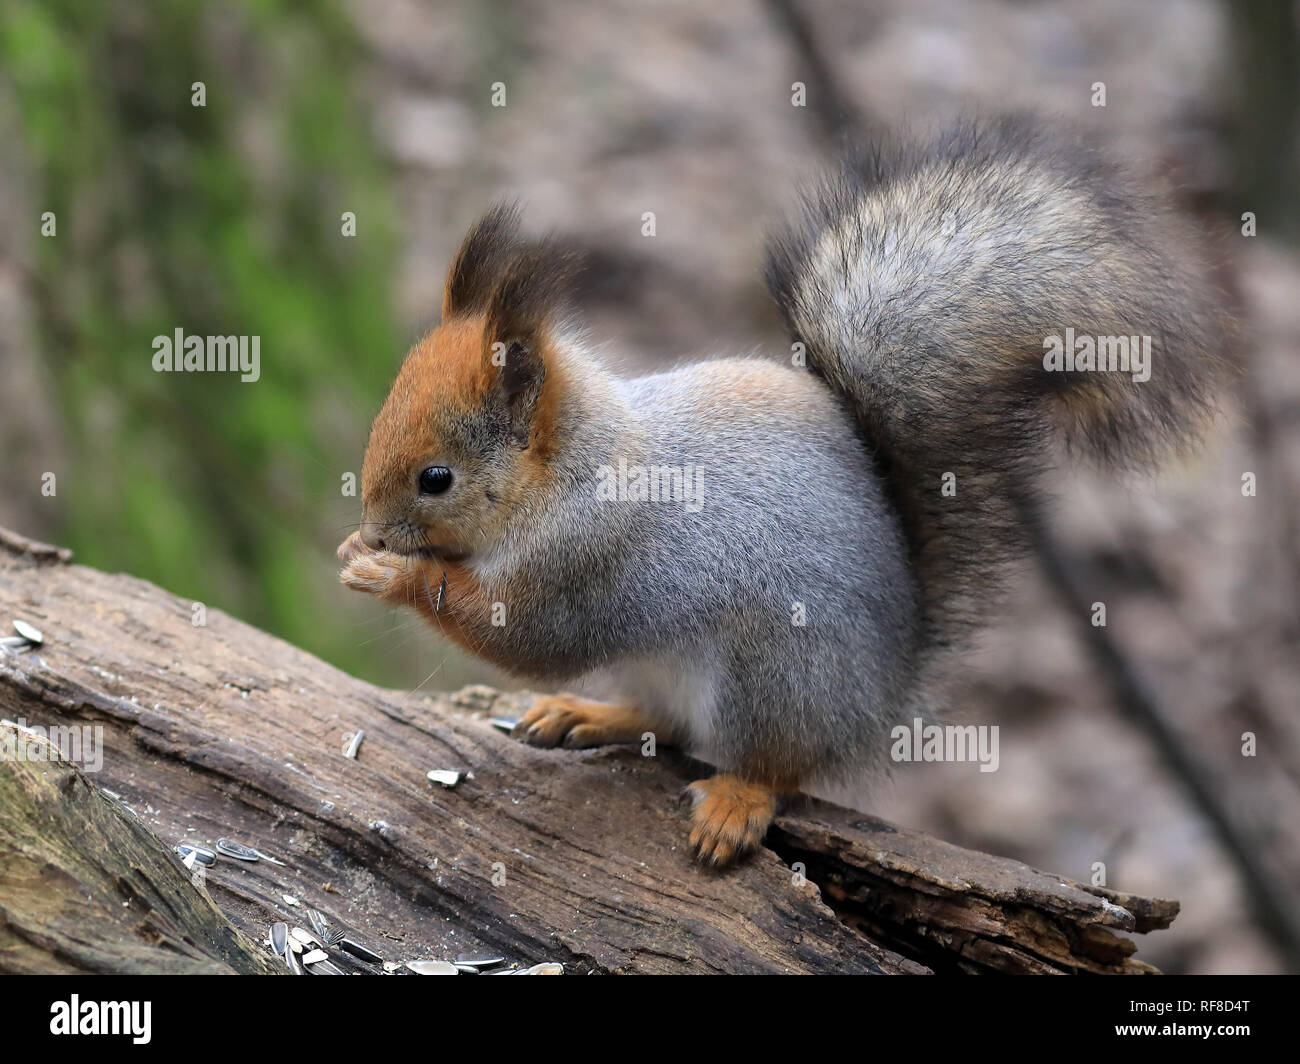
[{"x1": 0, "y1": 721, "x2": 278, "y2": 974}]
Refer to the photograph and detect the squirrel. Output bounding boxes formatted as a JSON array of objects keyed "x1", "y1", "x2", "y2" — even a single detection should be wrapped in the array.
[{"x1": 339, "y1": 117, "x2": 1229, "y2": 866}]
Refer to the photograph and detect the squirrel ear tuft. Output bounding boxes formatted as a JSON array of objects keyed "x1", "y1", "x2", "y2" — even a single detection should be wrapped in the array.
[
  {"x1": 484, "y1": 237, "x2": 581, "y2": 341},
  {"x1": 482, "y1": 238, "x2": 581, "y2": 447},
  {"x1": 442, "y1": 203, "x2": 524, "y2": 320}
]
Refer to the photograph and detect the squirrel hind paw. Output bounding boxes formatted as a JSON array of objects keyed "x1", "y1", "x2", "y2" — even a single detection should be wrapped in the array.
[{"x1": 684, "y1": 774, "x2": 779, "y2": 867}]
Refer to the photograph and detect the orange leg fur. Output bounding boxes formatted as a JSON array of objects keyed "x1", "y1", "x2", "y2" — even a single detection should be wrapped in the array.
[
  {"x1": 512, "y1": 694, "x2": 654, "y2": 750},
  {"x1": 683, "y1": 774, "x2": 793, "y2": 866}
]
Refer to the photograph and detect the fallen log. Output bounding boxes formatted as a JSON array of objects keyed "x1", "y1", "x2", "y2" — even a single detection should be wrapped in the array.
[{"x1": 0, "y1": 528, "x2": 1175, "y2": 974}]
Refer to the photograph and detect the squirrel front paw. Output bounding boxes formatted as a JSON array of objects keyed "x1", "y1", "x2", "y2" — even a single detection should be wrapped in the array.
[
  {"x1": 336, "y1": 530, "x2": 370, "y2": 564},
  {"x1": 683, "y1": 774, "x2": 779, "y2": 867},
  {"x1": 511, "y1": 694, "x2": 650, "y2": 749},
  {"x1": 338, "y1": 534, "x2": 422, "y2": 603}
]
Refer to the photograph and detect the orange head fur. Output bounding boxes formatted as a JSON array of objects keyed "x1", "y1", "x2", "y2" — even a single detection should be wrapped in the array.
[{"x1": 360, "y1": 206, "x2": 578, "y2": 560}]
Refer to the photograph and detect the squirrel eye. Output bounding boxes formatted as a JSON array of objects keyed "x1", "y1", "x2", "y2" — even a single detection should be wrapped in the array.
[{"x1": 418, "y1": 466, "x2": 453, "y2": 495}]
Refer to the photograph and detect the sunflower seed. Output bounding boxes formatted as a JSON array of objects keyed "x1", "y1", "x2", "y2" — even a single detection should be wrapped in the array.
[
  {"x1": 488, "y1": 718, "x2": 517, "y2": 733},
  {"x1": 308, "y1": 909, "x2": 347, "y2": 945},
  {"x1": 308, "y1": 959, "x2": 344, "y2": 975},
  {"x1": 283, "y1": 944, "x2": 302, "y2": 974},
  {"x1": 216, "y1": 838, "x2": 260, "y2": 862},
  {"x1": 454, "y1": 964, "x2": 480, "y2": 974},
  {"x1": 307, "y1": 909, "x2": 331, "y2": 939},
  {"x1": 455, "y1": 953, "x2": 505, "y2": 970},
  {"x1": 290, "y1": 927, "x2": 320, "y2": 947},
  {"x1": 338, "y1": 937, "x2": 382, "y2": 964},
  {"x1": 426, "y1": 769, "x2": 461, "y2": 788},
  {"x1": 12, "y1": 620, "x2": 43, "y2": 644},
  {"x1": 301, "y1": 949, "x2": 328, "y2": 965},
  {"x1": 343, "y1": 730, "x2": 364, "y2": 759},
  {"x1": 0, "y1": 620, "x2": 43, "y2": 650},
  {"x1": 175, "y1": 844, "x2": 216, "y2": 866},
  {"x1": 406, "y1": 960, "x2": 458, "y2": 976},
  {"x1": 270, "y1": 923, "x2": 289, "y2": 955},
  {"x1": 525, "y1": 962, "x2": 564, "y2": 975}
]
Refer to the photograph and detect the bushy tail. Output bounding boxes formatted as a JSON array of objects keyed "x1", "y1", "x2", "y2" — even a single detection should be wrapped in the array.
[{"x1": 765, "y1": 117, "x2": 1232, "y2": 648}]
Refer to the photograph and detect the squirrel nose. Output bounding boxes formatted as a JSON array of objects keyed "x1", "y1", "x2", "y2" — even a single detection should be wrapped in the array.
[{"x1": 360, "y1": 527, "x2": 386, "y2": 551}]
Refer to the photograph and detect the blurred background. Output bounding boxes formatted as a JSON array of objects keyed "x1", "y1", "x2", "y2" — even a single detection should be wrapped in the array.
[{"x1": 0, "y1": 0, "x2": 1296, "y2": 973}]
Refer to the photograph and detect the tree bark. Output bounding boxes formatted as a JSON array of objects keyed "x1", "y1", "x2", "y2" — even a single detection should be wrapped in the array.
[{"x1": 0, "y1": 529, "x2": 1175, "y2": 974}]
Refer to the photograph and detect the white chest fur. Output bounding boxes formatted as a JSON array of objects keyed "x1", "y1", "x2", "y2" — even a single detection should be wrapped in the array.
[{"x1": 578, "y1": 653, "x2": 720, "y2": 758}]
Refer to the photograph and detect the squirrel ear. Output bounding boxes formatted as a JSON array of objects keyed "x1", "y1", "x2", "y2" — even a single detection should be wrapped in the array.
[
  {"x1": 490, "y1": 338, "x2": 547, "y2": 447},
  {"x1": 481, "y1": 237, "x2": 581, "y2": 447},
  {"x1": 442, "y1": 203, "x2": 523, "y2": 320}
]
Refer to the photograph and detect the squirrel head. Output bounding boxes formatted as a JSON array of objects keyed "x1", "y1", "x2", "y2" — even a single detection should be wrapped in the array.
[{"x1": 359, "y1": 205, "x2": 579, "y2": 561}]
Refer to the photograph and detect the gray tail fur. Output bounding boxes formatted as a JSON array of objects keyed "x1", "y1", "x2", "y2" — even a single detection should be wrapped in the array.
[{"x1": 765, "y1": 116, "x2": 1233, "y2": 649}]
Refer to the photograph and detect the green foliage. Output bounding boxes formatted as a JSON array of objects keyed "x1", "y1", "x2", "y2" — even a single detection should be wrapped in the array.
[{"x1": 1, "y1": 0, "x2": 411, "y2": 681}]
